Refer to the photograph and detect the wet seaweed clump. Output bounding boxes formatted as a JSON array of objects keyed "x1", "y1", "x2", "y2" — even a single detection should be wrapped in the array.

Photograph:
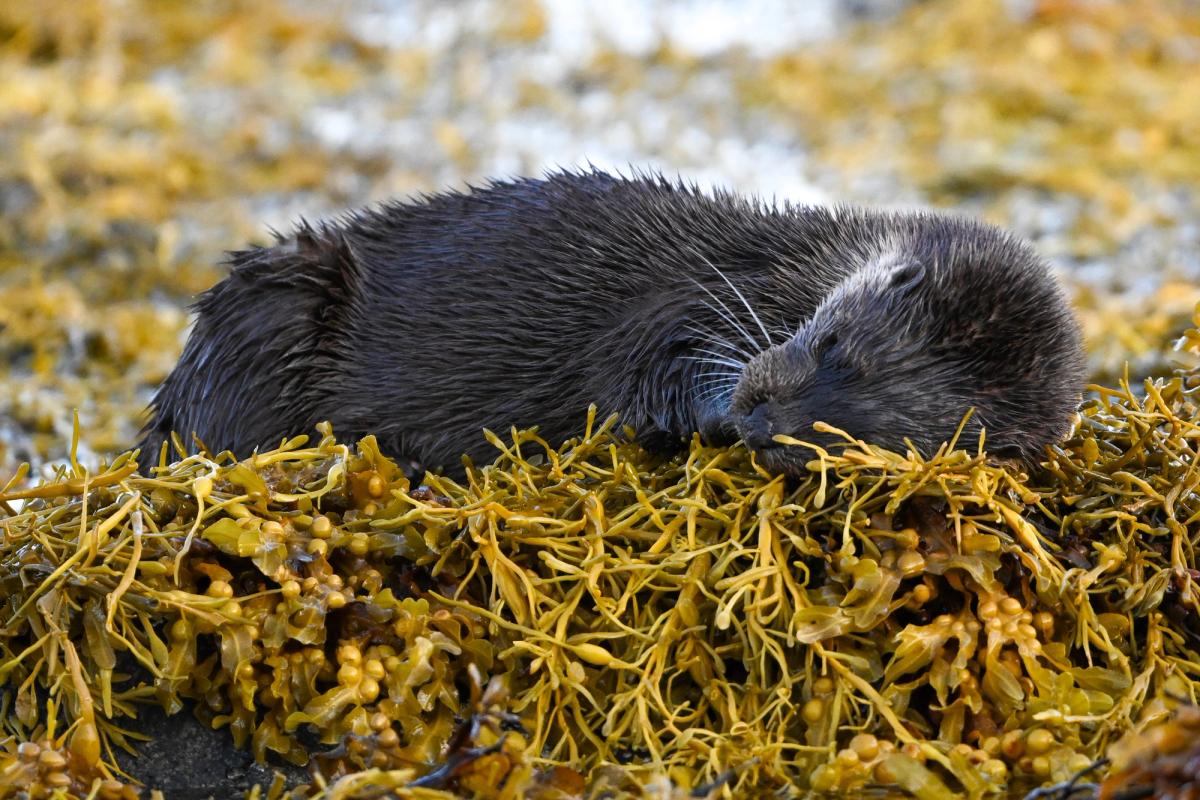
[
  {"x1": 4, "y1": 308, "x2": 1200, "y2": 798},
  {"x1": 1091, "y1": 702, "x2": 1200, "y2": 800}
]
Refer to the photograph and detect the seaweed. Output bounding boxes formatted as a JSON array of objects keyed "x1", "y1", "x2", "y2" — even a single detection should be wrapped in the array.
[{"x1": 2, "y1": 306, "x2": 1200, "y2": 798}]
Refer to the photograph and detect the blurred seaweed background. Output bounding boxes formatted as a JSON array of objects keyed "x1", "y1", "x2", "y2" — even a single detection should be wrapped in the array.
[
  {"x1": 4, "y1": 2, "x2": 1200, "y2": 799},
  {"x1": 1, "y1": 0, "x2": 1198, "y2": 478}
]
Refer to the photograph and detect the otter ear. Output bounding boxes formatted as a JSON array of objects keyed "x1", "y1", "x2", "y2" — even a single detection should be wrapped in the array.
[
  {"x1": 813, "y1": 329, "x2": 839, "y2": 358},
  {"x1": 887, "y1": 262, "x2": 925, "y2": 293}
]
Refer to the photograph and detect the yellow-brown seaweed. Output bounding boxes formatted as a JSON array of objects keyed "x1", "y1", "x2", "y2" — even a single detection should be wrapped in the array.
[{"x1": 3, "y1": 304, "x2": 1200, "y2": 797}]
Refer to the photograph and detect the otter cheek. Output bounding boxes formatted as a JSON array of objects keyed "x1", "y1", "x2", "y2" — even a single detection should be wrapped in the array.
[{"x1": 772, "y1": 401, "x2": 825, "y2": 446}]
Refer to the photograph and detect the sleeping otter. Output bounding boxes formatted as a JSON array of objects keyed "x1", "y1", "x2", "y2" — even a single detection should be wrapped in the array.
[{"x1": 138, "y1": 169, "x2": 1086, "y2": 475}]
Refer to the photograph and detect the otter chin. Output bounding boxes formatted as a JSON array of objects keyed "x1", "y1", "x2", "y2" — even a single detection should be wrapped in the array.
[{"x1": 139, "y1": 169, "x2": 1085, "y2": 476}]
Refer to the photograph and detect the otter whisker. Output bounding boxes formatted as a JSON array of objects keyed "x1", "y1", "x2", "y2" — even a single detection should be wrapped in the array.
[
  {"x1": 688, "y1": 278, "x2": 765, "y2": 355},
  {"x1": 772, "y1": 324, "x2": 796, "y2": 343},
  {"x1": 692, "y1": 370, "x2": 740, "y2": 388},
  {"x1": 684, "y1": 323, "x2": 755, "y2": 362},
  {"x1": 700, "y1": 256, "x2": 774, "y2": 348},
  {"x1": 694, "y1": 381, "x2": 739, "y2": 406},
  {"x1": 695, "y1": 295, "x2": 763, "y2": 356},
  {"x1": 681, "y1": 356, "x2": 746, "y2": 371},
  {"x1": 692, "y1": 372, "x2": 741, "y2": 401},
  {"x1": 696, "y1": 375, "x2": 738, "y2": 391},
  {"x1": 693, "y1": 368, "x2": 741, "y2": 381},
  {"x1": 691, "y1": 347, "x2": 746, "y2": 368},
  {"x1": 693, "y1": 374, "x2": 741, "y2": 390},
  {"x1": 694, "y1": 390, "x2": 729, "y2": 406}
]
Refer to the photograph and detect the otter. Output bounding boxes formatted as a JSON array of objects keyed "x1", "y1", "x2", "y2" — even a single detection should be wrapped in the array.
[{"x1": 139, "y1": 169, "x2": 1086, "y2": 476}]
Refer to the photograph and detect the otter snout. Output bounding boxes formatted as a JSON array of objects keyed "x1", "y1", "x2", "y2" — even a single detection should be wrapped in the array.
[
  {"x1": 732, "y1": 396, "x2": 818, "y2": 475},
  {"x1": 739, "y1": 402, "x2": 777, "y2": 452},
  {"x1": 725, "y1": 341, "x2": 823, "y2": 473}
]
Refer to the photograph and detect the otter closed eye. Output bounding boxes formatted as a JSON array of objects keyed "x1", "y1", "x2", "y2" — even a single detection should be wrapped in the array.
[
  {"x1": 138, "y1": 169, "x2": 1086, "y2": 478},
  {"x1": 888, "y1": 262, "x2": 924, "y2": 292}
]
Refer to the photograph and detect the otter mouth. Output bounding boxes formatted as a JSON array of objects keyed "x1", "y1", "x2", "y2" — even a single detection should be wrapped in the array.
[
  {"x1": 745, "y1": 439, "x2": 805, "y2": 477},
  {"x1": 732, "y1": 404, "x2": 803, "y2": 475},
  {"x1": 735, "y1": 403, "x2": 775, "y2": 450}
]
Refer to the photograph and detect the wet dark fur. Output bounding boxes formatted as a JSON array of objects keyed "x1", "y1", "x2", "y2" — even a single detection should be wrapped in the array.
[{"x1": 139, "y1": 169, "x2": 1086, "y2": 475}]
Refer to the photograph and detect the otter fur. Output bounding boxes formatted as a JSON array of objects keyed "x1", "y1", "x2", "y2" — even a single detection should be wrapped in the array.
[{"x1": 139, "y1": 169, "x2": 1086, "y2": 475}]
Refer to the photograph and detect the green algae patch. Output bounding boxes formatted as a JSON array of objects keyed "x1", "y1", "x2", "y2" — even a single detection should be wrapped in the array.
[{"x1": 4, "y1": 310, "x2": 1200, "y2": 798}]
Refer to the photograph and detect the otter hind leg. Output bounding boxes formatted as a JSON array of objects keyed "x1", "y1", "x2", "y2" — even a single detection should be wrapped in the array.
[{"x1": 138, "y1": 227, "x2": 356, "y2": 463}]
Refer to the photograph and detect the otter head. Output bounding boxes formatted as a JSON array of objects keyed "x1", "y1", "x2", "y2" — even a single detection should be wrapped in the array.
[{"x1": 727, "y1": 219, "x2": 1086, "y2": 476}]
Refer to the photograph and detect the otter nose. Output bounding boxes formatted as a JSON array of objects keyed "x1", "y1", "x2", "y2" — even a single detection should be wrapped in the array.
[{"x1": 742, "y1": 403, "x2": 775, "y2": 451}]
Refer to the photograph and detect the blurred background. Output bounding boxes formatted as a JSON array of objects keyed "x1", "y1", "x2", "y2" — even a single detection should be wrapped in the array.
[{"x1": 0, "y1": 0, "x2": 1197, "y2": 478}]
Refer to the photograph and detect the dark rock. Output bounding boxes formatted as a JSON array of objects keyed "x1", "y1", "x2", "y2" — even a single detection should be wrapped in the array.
[{"x1": 113, "y1": 703, "x2": 308, "y2": 799}]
